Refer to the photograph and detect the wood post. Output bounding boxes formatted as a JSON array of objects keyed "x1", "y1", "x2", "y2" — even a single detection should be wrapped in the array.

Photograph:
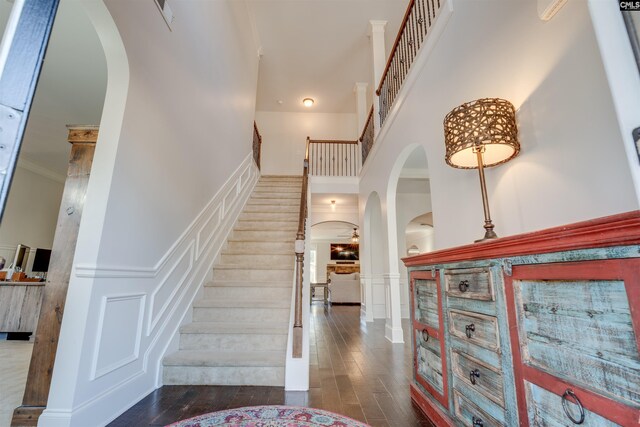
[{"x1": 12, "y1": 126, "x2": 98, "y2": 426}]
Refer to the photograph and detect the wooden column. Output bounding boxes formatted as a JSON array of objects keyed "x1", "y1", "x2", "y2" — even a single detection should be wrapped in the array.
[{"x1": 12, "y1": 126, "x2": 98, "y2": 426}]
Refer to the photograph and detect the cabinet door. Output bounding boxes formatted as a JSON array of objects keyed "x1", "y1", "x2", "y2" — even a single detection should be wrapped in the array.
[
  {"x1": 410, "y1": 270, "x2": 449, "y2": 409},
  {"x1": 505, "y1": 259, "x2": 640, "y2": 426}
]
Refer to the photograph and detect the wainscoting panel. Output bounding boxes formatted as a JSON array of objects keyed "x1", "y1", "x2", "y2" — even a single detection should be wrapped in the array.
[
  {"x1": 372, "y1": 275, "x2": 386, "y2": 319},
  {"x1": 148, "y1": 243, "x2": 194, "y2": 335},
  {"x1": 53, "y1": 154, "x2": 259, "y2": 427},
  {"x1": 92, "y1": 294, "x2": 145, "y2": 379}
]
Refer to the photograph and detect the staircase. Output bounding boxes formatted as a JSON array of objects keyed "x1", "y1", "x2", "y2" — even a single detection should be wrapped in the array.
[{"x1": 163, "y1": 175, "x2": 302, "y2": 386}]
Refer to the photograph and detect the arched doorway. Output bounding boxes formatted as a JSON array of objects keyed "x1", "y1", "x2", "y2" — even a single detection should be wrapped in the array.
[{"x1": 361, "y1": 191, "x2": 386, "y2": 323}]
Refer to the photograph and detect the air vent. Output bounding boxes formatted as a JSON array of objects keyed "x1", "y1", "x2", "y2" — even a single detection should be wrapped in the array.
[
  {"x1": 154, "y1": 0, "x2": 174, "y2": 30},
  {"x1": 537, "y1": 0, "x2": 567, "y2": 21}
]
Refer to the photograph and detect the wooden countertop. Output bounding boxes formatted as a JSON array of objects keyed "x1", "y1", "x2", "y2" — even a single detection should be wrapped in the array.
[{"x1": 0, "y1": 281, "x2": 45, "y2": 286}]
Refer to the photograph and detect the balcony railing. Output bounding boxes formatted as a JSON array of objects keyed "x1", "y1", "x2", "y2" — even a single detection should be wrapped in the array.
[
  {"x1": 307, "y1": 138, "x2": 360, "y2": 177},
  {"x1": 376, "y1": 0, "x2": 442, "y2": 126},
  {"x1": 359, "y1": 106, "x2": 374, "y2": 164},
  {"x1": 253, "y1": 121, "x2": 262, "y2": 169}
]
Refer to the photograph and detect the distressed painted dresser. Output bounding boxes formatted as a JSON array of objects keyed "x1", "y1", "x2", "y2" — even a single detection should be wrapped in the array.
[{"x1": 403, "y1": 211, "x2": 640, "y2": 426}]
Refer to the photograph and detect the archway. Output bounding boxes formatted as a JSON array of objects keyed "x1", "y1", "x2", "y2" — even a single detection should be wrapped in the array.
[
  {"x1": 310, "y1": 221, "x2": 358, "y2": 284},
  {"x1": 361, "y1": 191, "x2": 386, "y2": 323},
  {"x1": 385, "y1": 144, "x2": 431, "y2": 341}
]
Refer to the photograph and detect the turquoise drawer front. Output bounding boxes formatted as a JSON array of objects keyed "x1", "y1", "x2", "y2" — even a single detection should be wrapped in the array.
[
  {"x1": 452, "y1": 350, "x2": 504, "y2": 407},
  {"x1": 416, "y1": 332, "x2": 444, "y2": 394},
  {"x1": 449, "y1": 309, "x2": 500, "y2": 352},
  {"x1": 515, "y1": 278, "x2": 640, "y2": 408},
  {"x1": 414, "y1": 278, "x2": 439, "y2": 329},
  {"x1": 525, "y1": 382, "x2": 621, "y2": 426},
  {"x1": 445, "y1": 267, "x2": 494, "y2": 301},
  {"x1": 453, "y1": 389, "x2": 505, "y2": 427}
]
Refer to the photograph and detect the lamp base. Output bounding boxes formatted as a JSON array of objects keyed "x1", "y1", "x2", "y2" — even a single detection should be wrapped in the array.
[
  {"x1": 475, "y1": 233, "x2": 498, "y2": 243},
  {"x1": 475, "y1": 225, "x2": 498, "y2": 243}
]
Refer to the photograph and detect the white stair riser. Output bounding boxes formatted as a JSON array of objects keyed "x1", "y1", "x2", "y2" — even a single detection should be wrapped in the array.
[
  {"x1": 204, "y1": 286, "x2": 291, "y2": 300},
  {"x1": 247, "y1": 198, "x2": 299, "y2": 206},
  {"x1": 179, "y1": 333, "x2": 287, "y2": 351},
  {"x1": 220, "y1": 254, "x2": 293, "y2": 266},
  {"x1": 231, "y1": 230, "x2": 295, "y2": 241},
  {"x1": 251, "y1": 192, "x2": 299, "y2": 199},
  {"x1": 193, "y1": 307, "x2": 289, "y2": 322},
  {"x1": 239, "y1": 212, "x2": 299, "y2": 221},
  {"x1": 163, "y1": 366, "x2": 284, "y2": 386},
  {"x1": 242, "y1": 204, "x2": 300, "y2": 213},
  {"x1": 254, "y1": 186, "x2": 301, "y2": 193},
  {"x1": 225, "y1": 241, "x2": 293, "y2": 253},
  {"x1": 235, "y1": 221, "x2": 298, "y2": 231},
  {"x1": 213, "y1": 268, "x2": 292, "y2": 281}
]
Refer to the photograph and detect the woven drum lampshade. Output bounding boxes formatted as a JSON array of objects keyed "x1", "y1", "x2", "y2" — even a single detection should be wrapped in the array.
[{"x1": 444, "y1": 98, "x2": 519, "y2": 169}]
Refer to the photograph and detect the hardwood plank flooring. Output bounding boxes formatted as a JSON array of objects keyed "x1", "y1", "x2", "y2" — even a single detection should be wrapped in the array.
[
  {"x1": 0, "y1": 341, "x2": 33, "y2": 427},
  {"x1": 109, "y1": 305, "x2": 433, "y2": 426}
]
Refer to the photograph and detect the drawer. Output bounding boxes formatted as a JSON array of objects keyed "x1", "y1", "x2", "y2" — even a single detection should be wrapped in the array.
[
  {"x1": 413, "y1": 278, "x2": 439, "y2": 329},
  {"x1": 524, "y1": 381, "x2": 620, "y2": 426},
  {"x1": 453, "y1": 390, "x2": 504, "y2": 427},
  {"x1": 515, "y1": 277, "x2": 640, "y2": 408},
  {"x1": 415, "y1": 329, "x2": 444, "y2": 394},
  {"x1": 445, "y1": 267, "x2": 494, "y2": 301},
  {"x1": 449, "y1": 309, "x2": 500, "y2": 352},
  {"x1": 452, "y1": 350, "x2": 504, "y2": 407}
]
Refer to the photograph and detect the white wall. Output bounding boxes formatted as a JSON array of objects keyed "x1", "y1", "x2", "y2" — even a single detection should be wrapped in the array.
[
  {"x1": 395, "y1": 193, "x2": 431, "y2": 318},
  {"x1": 43, "y1": 1, "x2": 260, "y2": 426},
  {"x1": 256, "y1": 111, "x2": 358, "y2": 175},
  {"x1": 361, "y1": 0, "x2": 639, "y2": 252},
  {"x1": 0, "y1": 166, "x2": 64, "y2": 268}
]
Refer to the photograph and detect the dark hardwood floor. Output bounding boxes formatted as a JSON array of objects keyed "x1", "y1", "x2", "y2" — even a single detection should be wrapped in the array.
[{"x1": 109, "y1": 304, "x2": 434, "y2": 426}]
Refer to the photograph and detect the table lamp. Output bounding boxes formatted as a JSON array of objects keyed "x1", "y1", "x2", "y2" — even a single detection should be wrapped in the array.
[{"x1": 443, "y1": 98, "x2": 520, "y2": 242}]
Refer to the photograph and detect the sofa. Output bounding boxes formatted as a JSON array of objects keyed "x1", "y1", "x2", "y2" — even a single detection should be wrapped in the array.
[{"x1": 328, "y1": 272, "x2": 361, "y2": 304}]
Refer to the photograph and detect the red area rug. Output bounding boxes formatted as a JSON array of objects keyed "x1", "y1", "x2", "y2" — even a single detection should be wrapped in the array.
[{"x1": 166, "y1": 405, "x2": 370, "y2": 427}]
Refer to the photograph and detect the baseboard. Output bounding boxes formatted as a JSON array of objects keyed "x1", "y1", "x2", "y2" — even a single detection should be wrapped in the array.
[{"x1": 40, "y1": 153, "x2": 259, "y2": 427}]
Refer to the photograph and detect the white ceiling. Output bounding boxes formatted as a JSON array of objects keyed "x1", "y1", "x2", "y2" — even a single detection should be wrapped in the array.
[
  {"x1": 0, "y1": 0, "x2": 107, "y2": 178},
  {"x1": 1, "y1": 0, "x2": 407, "y2": 177},
  {"x1": 248, "y1": 0, "x2": 406, "y2": 114}
]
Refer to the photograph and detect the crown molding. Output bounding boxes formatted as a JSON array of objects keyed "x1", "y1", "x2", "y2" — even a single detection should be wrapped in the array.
[{"x1": 17, "y1": 158, "x2": 66, "y2": 183}]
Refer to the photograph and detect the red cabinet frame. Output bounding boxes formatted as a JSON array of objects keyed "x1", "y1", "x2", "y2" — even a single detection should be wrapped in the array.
[
  {"x1": 410, "y1": 270, "x2": 449, "y2": 409},
  {"x1": 504, "y1": 258, "x2": 640, "y2": 426}
]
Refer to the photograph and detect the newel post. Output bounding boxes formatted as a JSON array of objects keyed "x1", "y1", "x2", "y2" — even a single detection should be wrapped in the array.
[{"x1": 12, "y1": 125, "x2": 98, "y2": 427}]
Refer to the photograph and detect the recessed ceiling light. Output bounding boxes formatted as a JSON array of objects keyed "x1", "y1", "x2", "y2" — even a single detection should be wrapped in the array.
[
  {"x1": 277, "y1": 100, "x2": 283, "y2": 105},
  {"x1": 303, "y1": 98, "x2": 314, "y2": 107}
]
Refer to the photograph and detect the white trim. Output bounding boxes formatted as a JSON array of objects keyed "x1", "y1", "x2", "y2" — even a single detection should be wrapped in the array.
[
  {"x1": 360, "y1": 0, "x2": 454, "y2": 179},
  {"x1": 17, "y1": 158, "x2": 66, "y2": 183},
  {"x1": 90, "y1": 293, "x2": 146, "y2": 380},
  {"x1": 41, "y1": 154, "x2": 259, "y2": 427},
  {"x1": 588, "y1": 0, "x2": 640, "y2": 205}
]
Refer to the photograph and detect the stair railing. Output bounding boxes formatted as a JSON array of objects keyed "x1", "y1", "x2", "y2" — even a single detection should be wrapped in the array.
[
  {"x1": 359, "y1": 106, "x2": 375, "y2": 165},
  {"x1": 253, "y1": 121, "x2": 262, "y2": 170},
  {"x1": 307, "y1": 139, "x2": 360, "y2": 176},
  {"x1": 292, "y1": 137, "x2": 310, "y2": 358},
  {"x1": 376, "y1": 0, "x2": 442, "y2": 126}
]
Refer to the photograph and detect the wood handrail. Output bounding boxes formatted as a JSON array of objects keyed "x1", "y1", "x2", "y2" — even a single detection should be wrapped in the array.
[
  {"x1": 253, "y1": 121, "x2": 262, "y2": 169},
  {"x1": 292, "y1": 137, "x2": 310, "y2": 358},
  {"x1": 359, "y1": 107, "x2": 374, "y2": 142},
  {"x1": 376, "y1": 0, "x2": 417, "y2": 95},
  {"x1": 253, "y1": 121, "x2": 262, "y2": 143}
]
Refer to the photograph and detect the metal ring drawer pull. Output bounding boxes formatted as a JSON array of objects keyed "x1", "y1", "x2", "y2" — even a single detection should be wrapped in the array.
[
  {"x1": 421, "y1": 329, "x2": 429, "y2": 342},
  {"x1": 469, "y1": 369, "x2": 480, "y2": 385},
  {"x1": 458, "y1": 280, "x2": 469, "y2": 292},
  {"x1": 472, "y1": 416, "x2": 483, "y2": 427},
  {"x1": 562, "y1": 389, "x2": 585, "y2": 425},
  {"x1": 465, "y1": 323, "x2": 475, "y2": 339}
]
